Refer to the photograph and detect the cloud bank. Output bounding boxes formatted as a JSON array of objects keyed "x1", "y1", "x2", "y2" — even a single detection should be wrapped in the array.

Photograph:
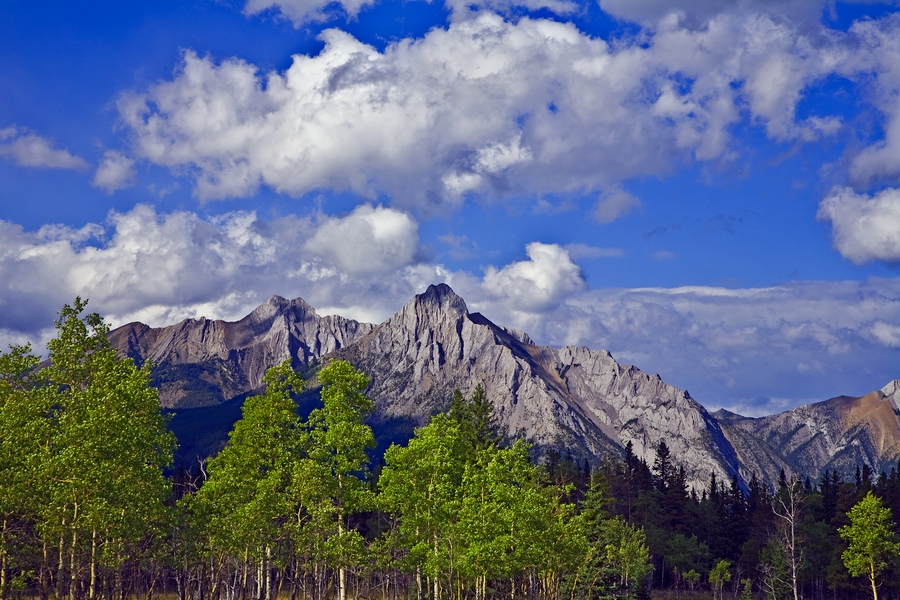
[
  {"x1": 116, "y1": 7, "x2": 882, "y2": 211},
  {"x1": 1, "y1": 204, "x2": 897, "y2": 416}
]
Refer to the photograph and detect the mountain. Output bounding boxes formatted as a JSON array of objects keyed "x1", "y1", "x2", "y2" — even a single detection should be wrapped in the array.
[
  {"x1": 326, "y1": 283, "x2": 743, "y2": 489},
  {"x1": 109, "y1": 284, "x2": 900, "y2": 489},
  {"x1": 109, "y1": 295, "x2": 373, "y2": 408},
  {"x1": 715, "y1": 380, "x2": 900, "y2": 484}
]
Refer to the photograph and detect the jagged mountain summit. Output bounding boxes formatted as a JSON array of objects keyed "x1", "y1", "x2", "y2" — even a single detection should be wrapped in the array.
[
  {"x1": 716, "y1": 380, "x2": 900, "y2": 483},
  {"x1": 110, "y1": 284, "x2": 900, "y2": 489},
  {"x1": 109, "y1": 295, "x2": 373, "y2": 408},
  {"x1": 325, "y1": 283, "x2": 741, "y2": 490}
]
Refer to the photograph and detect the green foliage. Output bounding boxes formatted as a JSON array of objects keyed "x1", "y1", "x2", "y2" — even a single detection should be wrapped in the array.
[
  {"x1": 566, "y1": 516, "x2": 650, "y2": 600},
  {"x1": 0, "y1": 344, "x2": 47, "y2": 522},
  {"x1": 193, "y1": 360, "x2": 305, "y2": 559},
  {"x1": 382, "y1": 388, "x2": 584, "y2": 599},
  {"x1": 741, "y1": 578, "x2": 754, "y2": 600},
  {"x1": 709, "y1": 559, "x2": 732, "y2": 600},
  {"x1": 379, "y1": 413, "x2": 468, "y2": 579},
  {"x1": 759, "y1": 535, "x2": 791, "y2": 600},
  {"x1": 839, "y1": 491, "x2": 900, "y2": 600},
  {"x1": 43, "y1": 298, "x2": 175, "y2": 552},
  {"x1": 683, "y1": 569, "x2": 700, "y2": 592},
  {"x1": 666, "y1": 533, "x2": 709, "y2": 587}
]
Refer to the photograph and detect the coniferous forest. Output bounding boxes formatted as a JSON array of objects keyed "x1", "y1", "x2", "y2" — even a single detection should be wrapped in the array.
[{"x1": 2, "y1": 302, "x2": 900, "y2": 600}]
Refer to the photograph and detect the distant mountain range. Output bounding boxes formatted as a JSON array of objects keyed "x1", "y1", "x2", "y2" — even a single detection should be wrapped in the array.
[{"x1": 110, "y1": 284, "x2": 900, "y2": 490}]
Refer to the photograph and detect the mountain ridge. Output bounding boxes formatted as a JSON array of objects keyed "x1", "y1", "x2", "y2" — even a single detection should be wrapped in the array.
[{"x1": 110, "y1": 284, "x2": 900, "y2": 489}]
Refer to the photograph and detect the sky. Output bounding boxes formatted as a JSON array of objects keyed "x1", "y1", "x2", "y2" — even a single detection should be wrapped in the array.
[{"x1": 2, "y1": 0, "x2": 900, "y2": 416}]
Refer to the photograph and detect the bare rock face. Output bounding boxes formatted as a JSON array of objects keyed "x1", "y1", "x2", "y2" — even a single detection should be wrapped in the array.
[
  {"x1": 549, "y1": 346, "x2": 741, "y2": 490},
  {"x1": 109, "y1": 296, "x2": 374, "y2": 408},
  {"x1": 323, "y1": 284, "x2": 740, "y2": 489},
  {"x1": 328, "y1": 284, "x2": 623, "y2": 460},
  {"x1": 110, "y1": 283, "x2": 899, "y2": 489},
  {"x1": 714, "y1": 379, "x2": 900, "y2": 483}
]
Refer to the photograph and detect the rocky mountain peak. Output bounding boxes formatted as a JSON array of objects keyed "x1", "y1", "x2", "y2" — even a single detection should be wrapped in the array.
[
  {"x1": 882, "y1": 380, "x2": 900, "y2": 410},
  {"x1": 381, "y1": 283, "x2": 470, "y2": 340},
  {"x1": 414, "y1": 283, "x2": 468, "y2": 315}
]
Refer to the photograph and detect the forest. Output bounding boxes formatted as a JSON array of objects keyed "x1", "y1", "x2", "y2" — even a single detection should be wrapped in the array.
[{"x1": 1, "y1": 301, "x2": 900, "y2": 600}]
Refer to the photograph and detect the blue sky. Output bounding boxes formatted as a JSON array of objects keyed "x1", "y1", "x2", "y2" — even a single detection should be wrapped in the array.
[{"x1": 2, "y1": 0, "x2": 900, "y2": 416}]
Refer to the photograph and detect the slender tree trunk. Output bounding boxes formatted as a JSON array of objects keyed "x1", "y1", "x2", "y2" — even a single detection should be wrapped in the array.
[
  {"x1": 114, "y1": 548, "x2": 124, "y2": 600},
  {"x1": 241, "y1": 550, "x2": 249, "y2": 600},
  {"x1": 40, "y1": 537, "x2": 50, "y2": 600},
  {"x1": 0, "y1": 519, "x2": 7, "y2": 600},
  {"x1": 416, "y1": 568, "x2": 422, "y2": 600},
  {"x1": 256, "y1": 560, "x2": 263, "y2": 600},
  {"x1": 869, "y1": 564, "x2": 878, "y2": 600},
  {"x1": 265, "y1": 547, "x2": 272, "y2": 600},
  {"x1": 89, "y1": 529, "x2": 97, "y2": 600},
  {"x1": 338, "y1": 518, "x2": 347, "y2": 600},
  {"x1": 58, "y1": 523, "x2": 67, "y2": 599},
  {"x1": 70, "y1": 504, "x2": 80, "y2": 600}
]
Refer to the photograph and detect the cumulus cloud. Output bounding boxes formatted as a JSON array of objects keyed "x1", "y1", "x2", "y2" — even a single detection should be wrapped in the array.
[
  {"x1": 116, "y1": 6, "x2": 865, "y2": 209},
  {"x1": 870, "y1": 320, "x2": 900, "y2": 348},
  {"x1": 92, "y1": 151, "x2": 137, "y2": 193},
  {"x1": 844, "y1": 14, "x2": 900, "y2": 187},
  {"x1": 817, "y1": 186, "x2": 900, "y2": 264},
  {"x1": 304, "y1": 204, "x2": 419, "y2": 276},
  {"x1": 0, "y1": 126, "x2": 89, "y2": 170},
  {"x1": 0, "y1": 204, "x2": 430, "y2": 339},
  {"x1": 481, "y1": 242, "x2": 586, "y2": 312}
]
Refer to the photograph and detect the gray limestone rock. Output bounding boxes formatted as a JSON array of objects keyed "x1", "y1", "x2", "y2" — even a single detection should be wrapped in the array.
[{"x1": 109, "y1": 284, "x2": 899, "y2": 489}]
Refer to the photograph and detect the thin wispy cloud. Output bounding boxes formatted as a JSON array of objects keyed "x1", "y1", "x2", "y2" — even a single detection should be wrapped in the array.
[{"x1": 0, "y1": 126, "x2": 89, "y2": 171}]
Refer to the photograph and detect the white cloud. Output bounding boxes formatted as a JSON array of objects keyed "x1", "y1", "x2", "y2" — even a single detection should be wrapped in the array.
[
  {"x1": 0, "y1": 126, "x2": 89, "y2": 170},
  {"x1": 92, "y1": 151, "x2": 137, "y2": 193},
  {"x1": 304, "y1": 204, "x2": 419, "y2": 276},
  {"x1": 481, "y1": 242, "x2": 586, "y2": 312},
  {"x1": 0, "y1": 205, "x2": 898, "y2": 414},
  {"x1": 593, "y1": 187, "x2": 642, "y2": 223},
  {"x1": 817, "y1": 186, "x2": 900, "y2": 264},
  {"x1": 0, "y1": 204, "x2": 430, "y2": 339},
  {"x1": 116, "y1": 8, "x2": 864, "y2": 209},
  {"x1": 844, "y1": 14, "x2": 900, "y2": 186},
  {"x1": 871, "y1": 320, "x2": 900, "y2": 348}
]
